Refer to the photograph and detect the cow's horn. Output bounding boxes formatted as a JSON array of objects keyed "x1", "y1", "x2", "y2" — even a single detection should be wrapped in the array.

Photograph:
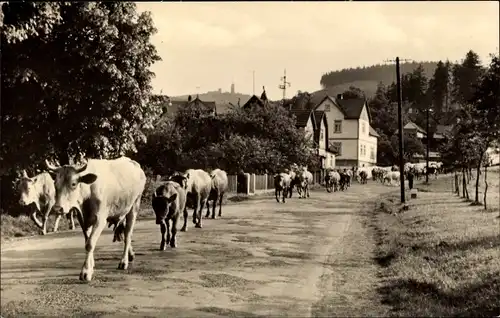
[
  {"x1": 22, "y1": 169, "x2": 29, "y2": 178},
  {"x1": 45, "y1": 159, "x2": 58, "y2": 171},
  {"x1": 76, "y1": 161, "x2": 88, "y2": 173}
]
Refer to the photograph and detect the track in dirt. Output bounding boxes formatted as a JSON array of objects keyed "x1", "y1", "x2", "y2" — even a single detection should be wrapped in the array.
[{"x1": 1, "y1": 183, "x2": 393, "y2": 317}]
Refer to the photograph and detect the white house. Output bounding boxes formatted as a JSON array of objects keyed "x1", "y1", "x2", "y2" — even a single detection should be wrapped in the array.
[
  {"x1": 290, "y1": 109, "x2": 336, "y2": 170},
  {"x1": 312, "y1": 94, "x2": 379, "y2": 168}
]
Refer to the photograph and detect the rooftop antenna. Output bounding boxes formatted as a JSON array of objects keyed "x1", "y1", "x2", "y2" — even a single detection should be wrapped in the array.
[{"x1": 279, "y1": 69, "x2": 291, "y2": 101}]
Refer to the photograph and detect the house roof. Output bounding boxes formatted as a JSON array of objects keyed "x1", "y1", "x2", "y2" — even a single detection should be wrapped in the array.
[
  {"x1": 243, "y1": 95, "x2": 266, "y2": 109},
  {"x1": 313, "y1": 111, "x2": 327, "y2": 145},
  {"x1": 403, "y1": 121, "x2": 426, "y2": 134},
  {"x1": 369, "y1": 126, "x2": 380, "y2": 138},
  {"x1": 290, "y1": 110, "x2": 313, "y2": 128},
  {"x1": 187, "y1": 97, "x2": 216, "y2": 110},
  {"x1": 337, "y1": 98, "x2": 368, "y2": 120}
]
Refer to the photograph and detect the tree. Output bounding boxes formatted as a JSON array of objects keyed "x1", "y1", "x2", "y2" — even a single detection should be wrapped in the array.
[
  {"x1": 137, "y1": 102, "x2": 318, "y2": 176},
  {"x1": 376, "y1": 133, "x2": 396, "y2": 166},
  {"x1": 452, "y1": 50, "x2": 484, "y2": 106},
  {"x1": 470, "y1": 54, "x2": 500, "y2": 208},
  {"x1": 342, "y1": 86, "x2": 365, "y2": 99},
  {"x1": 369, "y1": 83, "x2": 398, "y2": 137},
  {"x1": 1, "y1": 2, "x2": 161, "y2": 173},
  {"x1": 429, "y1": 60, "x2": 451, "y2": 118},
  {"x1": 390, "y1": 133, "x2": 425, "y2": 162}
]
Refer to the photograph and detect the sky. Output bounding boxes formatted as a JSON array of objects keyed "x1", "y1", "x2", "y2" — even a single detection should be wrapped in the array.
[{"x1": 136, "y1": 1, "x2": 499, "y2": 100}]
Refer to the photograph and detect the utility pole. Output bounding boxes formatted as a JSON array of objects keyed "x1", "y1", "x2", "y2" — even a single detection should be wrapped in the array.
[
  {"x1": 279, "y1": 69, "x2": 291, "y2": 101},
  {"x1": 426, "y1": 106, "x2": 430, "y2": 184},
  {"x1": 385, "y1": 57, "x2": 412, "y2": 204}
]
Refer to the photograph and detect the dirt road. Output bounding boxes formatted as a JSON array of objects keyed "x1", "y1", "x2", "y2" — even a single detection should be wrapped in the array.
[{"x1": 1, "y1": 183, "x2": 393, "y2": 317}]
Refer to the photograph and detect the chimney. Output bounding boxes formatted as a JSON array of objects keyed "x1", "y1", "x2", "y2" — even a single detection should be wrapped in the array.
[
  {"x1": 337, "y1": 93, "x2": 343, "y2": 100},
  {"x1": 188, "y1": 95, "x2": 192, "y2": 102}
]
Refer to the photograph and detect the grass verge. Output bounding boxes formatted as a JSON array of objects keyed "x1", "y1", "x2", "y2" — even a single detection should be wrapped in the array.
[{"x1": 370, "y1": 168, "x2": 500, "y2": 317}]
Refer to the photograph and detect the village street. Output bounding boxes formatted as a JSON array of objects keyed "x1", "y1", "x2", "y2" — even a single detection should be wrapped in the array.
[{"x1": 1, "y1": 184, "x2": 394, "y2": 317}]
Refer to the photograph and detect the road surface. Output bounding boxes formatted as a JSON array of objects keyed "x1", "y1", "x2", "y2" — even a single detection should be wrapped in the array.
[{"x1": 1, "y1": 183, "x2": 393, "y2": 317}]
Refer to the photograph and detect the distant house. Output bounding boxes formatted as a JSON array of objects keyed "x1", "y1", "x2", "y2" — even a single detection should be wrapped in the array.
[
  {"x1": 294, "y1": 93, "x2": 379, "y2": 168},
  {"x1": 157, "y1": 95, "x2": 236, "y2": 122}
]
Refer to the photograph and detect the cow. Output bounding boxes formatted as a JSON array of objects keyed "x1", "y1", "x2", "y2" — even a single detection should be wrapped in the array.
[
  {"x1": 45, "y1": 157, "x2": 146, "y2": 282},
  {"x1": 359, "y1": 170, "x2": 368, "y2": 184},
  {"x1": 383, "y1": 171, "x2": 401, "y2": 186},
  {"x1": 325, "y1": 170, "x2": 340, "y2": 192},
  {"x1": 346, "y1": 169, "x2": 353, "y2": 188},
  {"x1": 18, "y1": 170, "x2": 76, "y2": 235},
  {"x1": 171, "y1": 169, "x2": 212, "y2": 229},
  {"x1": 274, "y1": 173, "x2": 291, "y2": 203},
  {"x1": 339, "y1": 169, "x2": 351, "y2": 191},
  {"x1": 297, "y1": 168, "x2": 313, "y2": 198},
  {"x1": 205, "y1": 169, "x2": 228, "y2": 219},
  {"x1": 152, "y1": 181, "x2": 187, "y2": 250}
]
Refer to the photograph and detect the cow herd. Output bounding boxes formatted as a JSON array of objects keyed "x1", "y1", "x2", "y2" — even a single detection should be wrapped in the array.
[
  {"x1": 15, "y1": 157, "x2": 444, "y2": 282},
  {"x1": 17, "y1": 157, "x2": 230, "y2": 282}
]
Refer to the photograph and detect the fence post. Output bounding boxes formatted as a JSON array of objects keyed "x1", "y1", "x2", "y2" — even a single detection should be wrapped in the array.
[{"x1": 264, "y1": 173, "x2": 268, "y2": 191}]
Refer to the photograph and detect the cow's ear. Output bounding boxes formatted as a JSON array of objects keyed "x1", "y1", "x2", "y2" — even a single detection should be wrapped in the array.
[
  {"x1": 167, "y1": 193, "x2": 177, "y2": 203},
  {"x1": 79, "y1": 173, "x2": 98, "y2": 184}
]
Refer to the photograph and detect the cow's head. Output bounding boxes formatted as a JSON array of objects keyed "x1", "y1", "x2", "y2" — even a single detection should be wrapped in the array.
[
  {"x1": 18, "y1": 170, "x2": 39, "y2": 208},
  {"x1": 152, "y1": 186, "x2": 177, "y2": 224},
  {"x1": 45, "y1": 159, "x2": 97, "y2": 214},
  {"x1": 169, "y1": 173, "x2": 188, "y2": 189}
]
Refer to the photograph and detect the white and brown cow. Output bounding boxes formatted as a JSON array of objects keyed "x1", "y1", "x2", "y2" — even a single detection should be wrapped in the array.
[
  {"x1": 45, "y1": 157, "x2": 146, "y2": 282},
  {"x1": 205, "y1": 169, "x2": 228, "y2": 219},
  {"x1": 171, "y1": 169, "x2": 212, "y2": 229},
  {"x1": 18, "y1": 170, "x2": 76, "y2": 235}
]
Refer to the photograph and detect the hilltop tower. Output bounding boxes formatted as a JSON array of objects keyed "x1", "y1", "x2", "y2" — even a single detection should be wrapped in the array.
[{"x1": 230, "y1": 82, "x2": 235, "y2": 94}]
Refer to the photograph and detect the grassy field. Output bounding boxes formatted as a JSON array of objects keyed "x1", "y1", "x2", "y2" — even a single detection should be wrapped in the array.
[{"x1": 370, "y1": 166, "x2": 500, "y2": 317}]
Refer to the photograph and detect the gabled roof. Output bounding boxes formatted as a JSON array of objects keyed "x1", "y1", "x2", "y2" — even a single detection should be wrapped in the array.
[
  {"x1": 187, "y1": 96, "x2": 216, "y2": 111},
  {"x1": 242, "y1": 95, "x2": 267, "y2": 109},
  {"x1": 337, "y1": 98, "x2": 368, "y2": 120},
  {"x1": 313, "y1": 111, "x2": 328, "y2": 145},
  {"x1": 403, "y1": 121, "x2": 426, "y2": 134},
  {"x1": 369, "y1": 126, "x2": 380, "y2": 138},
  {"x1": 290, "y1": 110, "x2": 314, "y2": 128}
]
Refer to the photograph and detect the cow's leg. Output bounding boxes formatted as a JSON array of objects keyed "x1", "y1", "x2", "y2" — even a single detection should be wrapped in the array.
[
  {"x1": 159, "y1": 221, "x2": 167, "y2": 251},
  {"x1": 205, "y1": 200, "x2": 211, "y2": 218},
  {"x1": 180, "y1": 207, "x2": 188, "y2": 232},
  {"x1": 166, "y1": 218, "x2": 171, "y2": 246},
  {"x1": 80, "y1": 208, "x2": 106, "y2": 281},
  {"x1": 211, "y1": 196, "x2": 216, "y2": 219},
  {"x1": 118, "y1": 201, "x2": 139, "y2": 270},
  {"x1": 170, "y1": 216, "x2": 178, "y2": 248},
  {"x1": 30, "y1": 208, "x2": 44, "y2": 229},
  {"x1": 275, "y1": 189, "x2": 280, "y2": 203},
  {"x1": 40, "y1": 204, "x2": 51, "y2": 235},
  {"x1": 53, "y1": 214, "x2": 62, "y2": 233},
  {"x1": 195, "y1": 197, "x2": 207, "y2": 228},
  {"x1": 192, "y1": 195, "x2": 199, "y2": 225},
  {"x1": 282, "y1": 188, "x2": 286, "y2": 203},
  {"x1": 218, "y1": 193, "x2": 223, "y2": 217},
  {"x1": 76, "y1": 209, "x2": 91, "y2": 242},
  {"x1": 68, "y1": 210, "x2": 75, "y2": 230},
  {"x1": 306, "y1": 185, "x2": 310, "y2": 198}
]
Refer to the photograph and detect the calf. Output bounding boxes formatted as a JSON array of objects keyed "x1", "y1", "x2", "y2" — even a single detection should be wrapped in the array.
[
  {"x1": 359, "y1": 170, "x2": 368, "y2": 184},
  {"x1": 205, "y1": 169, "x2": 228, "y2": 219},
  {"x1": 274, "y1": 173, "x2": 291, "y2": 203},
  {"x1": 297, "y1": 169, "x2": 313, "y2": 198},
  {"x1": 18, "y1": 170, "x2": 76, "y2": 235},
  {"x1": 152, "y1": 181, "x2": 187, "y2": 250},
  {"x1": 45, "y1": 157, "x2": 146, "y2": 281}
]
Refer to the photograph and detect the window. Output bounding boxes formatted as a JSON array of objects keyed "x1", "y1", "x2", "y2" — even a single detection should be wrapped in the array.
[
  {"x1": 360, "y1": 144, "x2": 366, "y2": 157},
  {"x1": 334, "y1": 120, "x2": 342, "y2": 133},
  {"x1": 370, "y1": 146, "x2": 375, "y2": 160},
  {"x1": 324, "y1": 103, "x2": 331, "y2": 112},
  {"x1": 330, "y1": 141, "x2": 342, "y2": 156},
  {"x1": 362, "y1": 122, "x2": 366, "y2": 134}
]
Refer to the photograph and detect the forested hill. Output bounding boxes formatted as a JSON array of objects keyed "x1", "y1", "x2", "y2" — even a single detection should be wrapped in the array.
[{"x1": 318, "y1": 61, "x2": 439, "y2": 97}]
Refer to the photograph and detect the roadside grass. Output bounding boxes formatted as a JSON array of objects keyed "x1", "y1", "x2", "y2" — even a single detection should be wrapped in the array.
[{"x1": 371, "y1": 167, "x2": 500, "y2": 317}]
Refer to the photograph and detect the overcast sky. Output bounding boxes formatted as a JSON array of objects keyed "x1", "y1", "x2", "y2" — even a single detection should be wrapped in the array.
[{"x1": 136, "y1": 1, "x2": 499, "y2": 100}]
